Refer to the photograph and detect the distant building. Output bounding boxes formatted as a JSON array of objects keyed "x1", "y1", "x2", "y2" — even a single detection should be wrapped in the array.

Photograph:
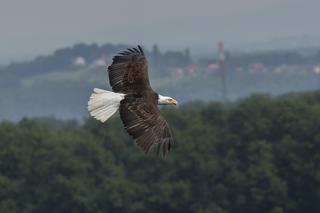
[
  {"x1": 92, "y1": 59, "x2": 106, "y2": 67},
  {"x1": 170, "y1": 68, "x2": 184, "y2": 78},
  {"x1": 73, "y1": 56, "x2": 86, "y2": 66},
  {"x1": 207, "y1": 63, "x2": 219, "y2": 70},
  {"x1": 314, "y1": 65, "x2": 320, "y2": 74}
]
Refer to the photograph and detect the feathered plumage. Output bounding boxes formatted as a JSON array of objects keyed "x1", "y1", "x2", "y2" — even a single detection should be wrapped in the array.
[{"x1": 88, "y1": 45, "x2": 176, "y2": 158}]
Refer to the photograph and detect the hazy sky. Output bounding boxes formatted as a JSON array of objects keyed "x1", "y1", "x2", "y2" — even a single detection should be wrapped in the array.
[{"x1": 0, "y1": 0, "x2": 319, "y2": 63}]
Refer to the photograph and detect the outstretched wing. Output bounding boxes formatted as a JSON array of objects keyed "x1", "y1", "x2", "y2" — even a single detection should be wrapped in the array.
[
  {"x1": 108, "y1": 45, "x2": 151, "y2": 93},
  {"x1": 119, "y1": 94, "x2": 174, "y2": 158}
]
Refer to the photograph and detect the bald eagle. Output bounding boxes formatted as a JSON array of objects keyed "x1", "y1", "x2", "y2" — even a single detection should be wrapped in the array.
[{"x1": 88, "y1": 45, "x2": 177, "y2": 157}]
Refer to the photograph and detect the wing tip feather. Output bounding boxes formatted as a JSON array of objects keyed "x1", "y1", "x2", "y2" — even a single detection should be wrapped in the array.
[
  {"x1": 135, "y1": 138, "x2": 173, "y2": 159},
  {"x1": 138, "y1": 45, "x2": 144, "y2": 55},
  {"x1": 116, "y1": 45, "x2": 144, "y2": 56}
]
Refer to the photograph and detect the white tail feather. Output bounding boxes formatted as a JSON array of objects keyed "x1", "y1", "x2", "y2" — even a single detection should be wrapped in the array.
[{"x1": 88, "y1": 88, "x2": 125, "y2": 122}]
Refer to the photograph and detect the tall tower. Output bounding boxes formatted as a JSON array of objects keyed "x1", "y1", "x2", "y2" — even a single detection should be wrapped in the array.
[{"x1": 218, "y1": 41, "x2": 228, "y2": 102}]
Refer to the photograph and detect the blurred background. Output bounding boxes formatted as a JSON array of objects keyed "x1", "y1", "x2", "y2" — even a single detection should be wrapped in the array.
[{"x1": 0, "y1": 0, "x2": 319, "y2": 212}]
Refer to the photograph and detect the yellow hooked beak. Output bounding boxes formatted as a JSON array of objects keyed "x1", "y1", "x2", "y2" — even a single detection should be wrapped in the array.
[{"x1": 167, "y1": 98, "x2": 178, "y2": 105}]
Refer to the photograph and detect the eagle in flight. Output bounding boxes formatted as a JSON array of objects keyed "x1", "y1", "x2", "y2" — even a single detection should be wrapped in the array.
[{"x1": 88, "y1": 45, "x2": 177, "y2": 157}]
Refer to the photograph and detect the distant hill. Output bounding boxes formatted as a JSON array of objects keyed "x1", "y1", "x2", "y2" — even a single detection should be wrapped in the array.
[
  {"x1": 232, "y1": 36, "x2": 320, "y2": 56},
  {"x1": 0, "y1": 43, "x2": 193, "y2": 121},
  {"x1": 0, "y1": 42, "x2": 320, "y2": 121}
]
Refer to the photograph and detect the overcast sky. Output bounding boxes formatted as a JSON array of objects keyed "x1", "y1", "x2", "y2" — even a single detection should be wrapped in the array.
[{"x1": 0, "y1": 0, "x2": 319, "y2": 64}]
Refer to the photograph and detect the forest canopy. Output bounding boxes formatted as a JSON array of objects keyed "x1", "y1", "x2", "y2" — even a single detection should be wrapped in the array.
[{"x1": 0, "y1": 92, "x2": 319, "y2": 213}]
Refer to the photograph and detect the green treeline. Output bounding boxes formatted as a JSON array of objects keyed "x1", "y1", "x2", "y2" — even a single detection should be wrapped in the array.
[{"x1": 0, "y1": 92, "x2": 320, "y2": 213}]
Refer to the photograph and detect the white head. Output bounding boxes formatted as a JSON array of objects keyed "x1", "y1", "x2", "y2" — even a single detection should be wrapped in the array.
[{"x1": 158, "y1": 94, "x2": 178, "y2": 105}]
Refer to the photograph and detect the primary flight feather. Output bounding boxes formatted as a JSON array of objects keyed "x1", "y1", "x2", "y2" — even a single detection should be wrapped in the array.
[{"x1": 88, "y1": 45, "x2": 177, "y2": 157}]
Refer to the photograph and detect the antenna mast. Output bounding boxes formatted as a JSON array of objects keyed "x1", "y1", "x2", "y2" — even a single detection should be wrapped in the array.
[{"x1": 218, "y1": 41, "x2": 227, "y2": 102}]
